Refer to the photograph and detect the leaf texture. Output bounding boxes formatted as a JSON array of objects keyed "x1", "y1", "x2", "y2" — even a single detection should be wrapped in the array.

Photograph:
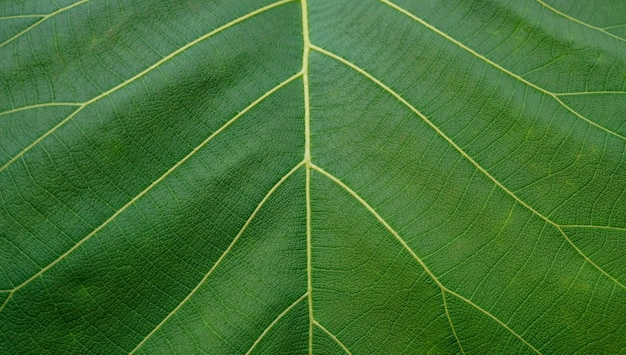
[{"x1": 1, "y1": 0, "x2": 625, "y2": 353}]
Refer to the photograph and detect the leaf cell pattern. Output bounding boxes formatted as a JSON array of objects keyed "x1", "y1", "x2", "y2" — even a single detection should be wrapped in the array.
[{"x1": 1, "y1": 0, "x2": 625, "y2": 354}]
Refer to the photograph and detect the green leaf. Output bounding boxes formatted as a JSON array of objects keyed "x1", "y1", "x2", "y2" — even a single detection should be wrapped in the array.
[{"x1": 1, "y1": 0, "x2": 625, "y2": 353}]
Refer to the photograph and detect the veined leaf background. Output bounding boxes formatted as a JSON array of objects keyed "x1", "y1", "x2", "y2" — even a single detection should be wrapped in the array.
[{"x1": 1, "y1": 0, "x2": 625, "y2": 353}]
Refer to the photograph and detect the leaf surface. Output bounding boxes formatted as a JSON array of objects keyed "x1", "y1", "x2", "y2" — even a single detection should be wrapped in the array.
[{"x1": 1, "y1": 0, "x2": 625, "y2": 353}]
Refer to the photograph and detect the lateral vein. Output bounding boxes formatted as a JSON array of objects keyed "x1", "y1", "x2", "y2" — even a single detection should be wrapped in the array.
[
  {"x1": 0, "y1": 0, "x2": 296, "y2": 175},
  {"x1": 311, "y1": 164, "x2": 541, "y2": 354},
  {"x1": 0, "y1": 102, "x2": 82, "y2": 117},
  {"x1": 559, "y1": 225, "x2": 626, "y2": 232},
  {"x1": 0, "y1": 0, "x2": 90, "y2": 48},
  {"x1": 442, "y1": 290, "x2": 465, "y2": 354},
  {"x1": 535, "y1": 0, "x2": 626, "y2": 42},
  {"x1": 245, "y1": 293, "x2": 308, "y2": 355},
  {"x1": 380, "y1": 0, "x2": 626, "y2": 142},
  {"x1": 314, "y1": 320, "x2": 352, "y2": 355},
  {"x1": 130, "y1": 161, "x2": 305, "y2": 354},
  {"x1": 310, "y1": 44, "x2": 626, "y2": 292},
  {"x1": 554, "y1": 91, "x2": 626, "y2": 96},
  {"x1": 2, "y1": 73, "x2": 302, "y2": 300}
]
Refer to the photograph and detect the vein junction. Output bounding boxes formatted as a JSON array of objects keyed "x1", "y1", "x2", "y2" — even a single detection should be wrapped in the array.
[
  {"x1": 1, "y1": 0, "x2": 623, "y2": 353},
  {"x1": 301, "y1": 1, "x2": 315, "y2": 353},
  {"x1": 379, "y1": 0, "x2": 626, "y2": 142},
  {"x1": 302, "y1": 1, "x2": 536, "y2": 353}
]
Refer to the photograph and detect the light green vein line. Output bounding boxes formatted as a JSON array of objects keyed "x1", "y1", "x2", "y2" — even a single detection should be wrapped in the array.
[
  {"x1": 0, "y1": 0, "x2": 295, "y2": 175},
  {"x1": 0, "y1": 74, "x2": 302, "y2": 310},
  {"x1": 0, "y1": 293, "x2": 11, "y2": 313},
  {"x1": 380, "y1": 0, "x2": 626, "y2": 142},
  {"x1": 535, "y1": 0, "x2": 625, "y2": 42},
  {"x1": 310, "y1": 44, "x2": 626, "y2": 292},
  {"x1": 301, "y1": 0, "x2": 314, "y2": 354},
  {"x1": 302, "y1": 0, "x2": 312, "y2": 165},
  {"x1": 442, "y1": 290, "x2": 465, "y2": 355},
  {"x1": 0, "y1": 0, "x2": 90, "y2": 48},
  {"x1": 246, "y1": 293, "x2": 309, "y2": 355},
  {"x1": 313, "y1": 320, "x2": 352, "y2": 355},
  {"x1": 603, "y1": 23, "x2": 626, "y2": 30},
  {"x1": 555, "y1": 91, "x2": 626, "y2": 96},
  {"x1": 130, "y1": 161, "x2": 305, "y2": 354},
  {"x1": 306, "y1": 148, "x2": 314, "y2": 355},
  {"x1": 0, "y1": 102, "x2": 81, "y2": 117},
  {"x1": 445, "y1": 289, "x2": 542, "y2": 353},
  {"x1": 0, "y1": 14, "x2": 45, "y2": 20},
  {"x1": 311, "y1": 164, "x2": 542, "y2": 355},
  {"x1": 0, "y1": 105, "x2": 77, "y2": 175},
  {"x1": 560, "y1": 225, "x2": 626, "y2": 232}
]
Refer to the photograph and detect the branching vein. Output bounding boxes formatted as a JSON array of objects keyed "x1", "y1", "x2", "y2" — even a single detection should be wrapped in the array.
[
  {"x1": 380, "y1": 0, "x2": 626, "y2": 142},
  {"x1": 535, "y1": 0, "x2": 626, "y2": 42},
  {"x1": 0, "y1": 102, "x2": 81, "y2": 117},
  {"x1": 0, "y1": 74, "x2": 302, "y2": 312},
  {"x1": 0, "y1": 293, "x2": 11, "y2": 313},
  {"x1": 560, "y1": 225, "x2": 626, "y2": 232},
  {"x1": 130, "y1": 161, "x2": 305, "y2": 354},
  {"x1": 314, "y1": 320, "x2": 352, "y2": 355},
  {"x1": 0, "y1": 0, "x2": 296, "y2": 175},
  {"x1": 245, "y1": 293, "x2": 308, "y2": 355},
  {"x1": 442, "y1": 290, "x2": 465, "y2": 354},
  {"x1": 310, "y1": 44, "x2": 626, "y2": 292},
  {"x1": 555, "y1": 91, "x2": 626, "y2": 96},
  {"x1": 0, "y1": 14, "x2": 45, "y2": 20},
  {"x1": 0, "y1": 0, "x2": 90, "y2": 48},
  {"x1": 311, "y1": 164, "x2": 542, "y2": 354}
]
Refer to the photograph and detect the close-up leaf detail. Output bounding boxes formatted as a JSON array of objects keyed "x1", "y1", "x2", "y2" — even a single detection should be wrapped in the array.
[{"x1": 1, "y1": 0, "x2": 625, "y2": 353}]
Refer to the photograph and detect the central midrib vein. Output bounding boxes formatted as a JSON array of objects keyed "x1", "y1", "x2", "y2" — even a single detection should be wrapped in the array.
[{"x1": 301, "y1": 0, "x2": 314, "y2": 355}]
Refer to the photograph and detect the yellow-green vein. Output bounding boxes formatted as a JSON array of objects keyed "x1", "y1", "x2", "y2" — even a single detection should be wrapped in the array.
[
  {"x1": 0, "y1": 73, "x2": 302, "y2": 314},
  {"x1": 0, "y1": 0, "x2": 296, "y2": 175},
  {"x1": 314, "y1": 320, "x2": 352, "y2": 355},
  {"x1": 130, "y1": 161, "x2": 305, "y2": 354},
  {"x1": 560, "y1": 225, "x2": 626, "y2": 232},
  {"x1": 301, "y1": 0, "x2": 314, "y2": 354},
  {"x1": 0, "y1": 102, "x2": 81, "y2": 117},
  {"x1": 245, "y1": 293, "x2": 309, "y2": 355},
  {"x1": 380, "y1": 0, "x2": 626, "y2": 142},
  {"x1": 311, "y1": 164, "x2": 542, "y2": 355},
  {"x1": 555, "y1": 91, "x2": 626, "y2": 96},
  {"x1": 310, "y1": 44, "x2": 626, "y2": 292},
  {"x1": 442, "y1": 290, "x2": 465, "y2": 354},
  {"x1": 0, "y1": 14, "x2": 46, "y2": 20},
  {"x1": 535, "y1": 0, "x2": 626, "y2": 42},
  {"x1": 0, "y1": 0, "x2": 90, "y2": 48}
]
